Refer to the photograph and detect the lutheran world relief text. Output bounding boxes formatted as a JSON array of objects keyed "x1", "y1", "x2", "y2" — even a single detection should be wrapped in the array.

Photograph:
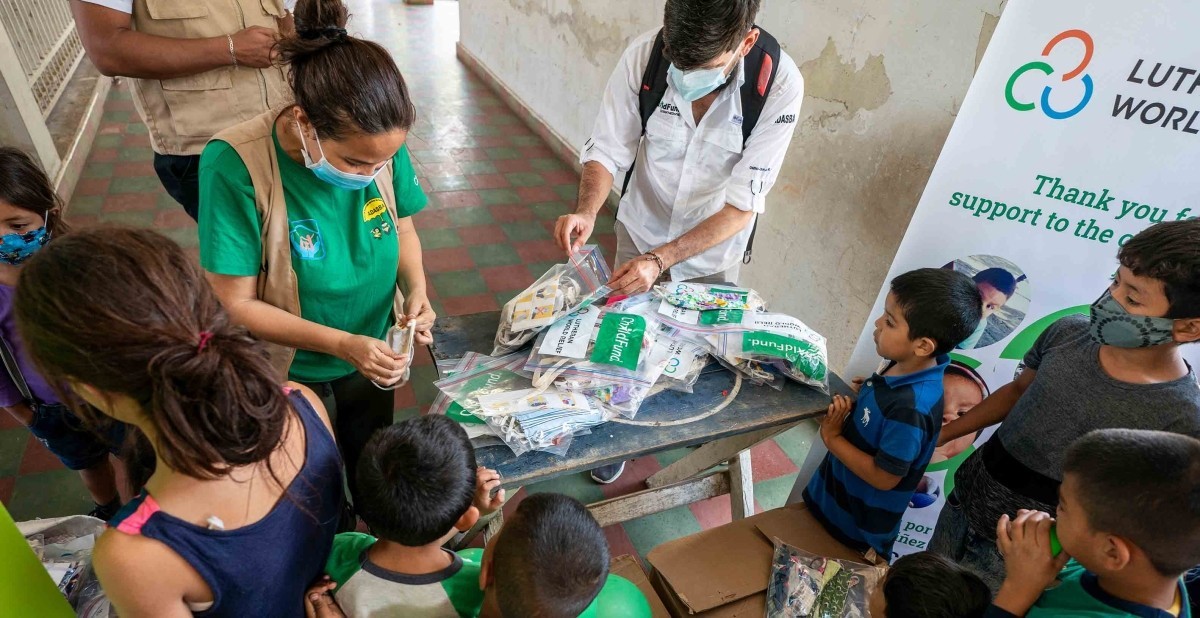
[{"x1": 948, "y1": 174, "x2": 1197, "y2": 247}]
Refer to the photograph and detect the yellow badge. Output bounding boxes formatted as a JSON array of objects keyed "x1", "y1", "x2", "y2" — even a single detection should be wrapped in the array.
[{"x1": 362, "y1": 198, "x2": 387, "y2": 222}]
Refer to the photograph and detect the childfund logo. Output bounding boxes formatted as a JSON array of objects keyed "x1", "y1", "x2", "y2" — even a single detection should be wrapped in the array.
[{"x1": 1005, "y1": 29, "x2": 1095, "y2": 120}]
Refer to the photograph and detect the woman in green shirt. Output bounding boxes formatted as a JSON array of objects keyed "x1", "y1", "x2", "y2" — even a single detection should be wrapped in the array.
[{"x1": 198, "y1": 0, "x2": 432, "y2": 506}]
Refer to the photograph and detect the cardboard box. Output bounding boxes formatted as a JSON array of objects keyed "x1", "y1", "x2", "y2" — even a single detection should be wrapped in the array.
[
  {"x1": 646, "y1": 503, "x2": 876, "y2": 617},
  {"x1": 611, "y1": 554, "x2": 672, "y2": 618}
]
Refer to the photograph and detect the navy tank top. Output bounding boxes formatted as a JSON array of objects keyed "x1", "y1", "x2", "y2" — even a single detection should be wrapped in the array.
[{"x1": 109, "y1": 389, "x2": 344, "y2": 617}]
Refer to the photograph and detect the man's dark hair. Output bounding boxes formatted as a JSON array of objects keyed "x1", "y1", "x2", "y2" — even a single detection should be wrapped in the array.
[
  {"x1": 493, "y1": 493, "x2": 609, "y2": 618},
  {"x1": 1118, "y1": 220, "x2": 1200, "y2": 318},
  {"x1": 973, "y1": 267, "x2": 1018, "y2": 298},
  {"x1": 890, "y1": 268, "x2": 983, "y2": 355},
  {"x1": 883, "y1": 553, "x2": 990, "y2": 618},
  {"x1": 662, "y1": 0, "x2": 761, "y2": 70},
  {"x1": 1063, "y1": 429, "x2": 1200, "y2": 576},
  {"x1": 355, "y1": 415, "x2": 476, "y2": 546}
]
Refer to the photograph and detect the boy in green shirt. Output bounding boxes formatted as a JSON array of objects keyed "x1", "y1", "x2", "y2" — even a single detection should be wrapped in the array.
[
  {"x1": 304, "y1": 415, "x2": 505, "y2": 618},
  {"x1": 987, "y1": 429, "x2": 1198, "y2": 617}
]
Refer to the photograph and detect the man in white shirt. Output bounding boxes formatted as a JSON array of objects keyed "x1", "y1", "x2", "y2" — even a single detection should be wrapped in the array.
[
  {"x1": 71, "y1": 0, "x2": 294, "y2": 221},
  {"x1": 555, "y1": 0, "x2": 803, "y2": 483}
]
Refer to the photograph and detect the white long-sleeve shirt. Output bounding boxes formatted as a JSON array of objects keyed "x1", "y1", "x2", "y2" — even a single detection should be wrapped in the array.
[{"x1": 582, "y1": 29, "x2": 804, "y2": 280}]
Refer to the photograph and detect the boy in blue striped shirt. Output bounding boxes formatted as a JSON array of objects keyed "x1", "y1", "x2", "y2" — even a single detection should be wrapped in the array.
[{"x1": 804, "y1": 268, "x2": 982, "y2": 558}]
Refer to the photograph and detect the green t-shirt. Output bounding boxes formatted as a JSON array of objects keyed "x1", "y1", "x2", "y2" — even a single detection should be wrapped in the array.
[
  {"x1": 1026, "y1": 560, "x2": 1190, "y2": 617},
  {"x1": 325, "y1": 533, "x2": 484, "y2": 618},
  {"x1": 198, "y1": 129, "x2": 426, "y2": 382}
]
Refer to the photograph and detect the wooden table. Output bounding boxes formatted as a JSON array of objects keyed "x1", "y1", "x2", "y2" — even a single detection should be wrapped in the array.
[{"x1": 432, "y1": 311, "x2": 847, "y2": 541}]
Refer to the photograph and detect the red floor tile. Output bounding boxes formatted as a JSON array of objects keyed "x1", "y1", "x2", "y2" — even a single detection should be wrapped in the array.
[
  {"x1": 480, "y1": 264, "x2": 535, "y2": 292},
  {"x1": 422, "y1": 246, "x2": 474, "y2": 273},
  {"x1": 393, "y1": 384, "x2": 417, "y2": 409},
  {"x1": 492, "y1": 158, "x2": 534, "y2": 173},
  {"x1": 519, "y1": 146, "x2": 555, "y2": 159},
  {"x1": 467, "y1": 174, "x2": 509, "y2": 190},
  {"x1": 102, "y1": 193, "x2": 158, "y2": 213},
  {"x1": 154, "y1": 208, "x2": 196, "y2": 229},
  {"x1": 442, "y1": 293, "x2": 500, "y2": 316},
  {"x1": 0, "y1": 476, "x2": 13, "y2": 506},
  {"x1": 122, "y1": 134, "x2": 149, "y2": 148},
  {"x1": 418, "y1": 162, "x2": 464, "y2": 177},
  {"x1": 413, "y1": 209, "x2": 453, "y2": 229},
  {"x1": 603, "y1": 524, "x2": 640, "y2": 560},
  {"x1": 598, "y1": 456, "x2": 663, "y2": 500},
  {"x1": 410, "y1": 345, "x2": 435, "y2": 367},
  {"x1": 90, "y1": 149, "x2": 118, "y2": 162},
  {"x1": 432, "y1": 191, "x2": 482, "y2": 209},
  {"x1": 515, "y1": 186, "x2": 559, "y2": 202},
  {"x1": 515, "y1": 239, "x2": 567, "y2": 263},
  {"x1": 0, "y1": 410, "x2": 24, "y2": 430},
  {"x1": 488, "y1": 204, "x2": 536, "y2": 223},
  {"x1": 450, "y1": 147, "x2": 488, "y2": 161},
  {"x1": 114, "y1": 162, "x2": 156, "y2": 178},
  {"x1": 689, "y1": 492, "x2": 765, "y2": 530},
  {"x1": 498, "y1": 124, "x2": 533, "y2": 137},
  {"x1": 473, "y1": 136, "x2": 511, "y2": 148},
  {"x1": 75, "y1": 178, "x2": 109, "y2": 196},
  {"x1": 98, "y1": 122, "x2": 122, "y2": 135},
  {"x1": 750, "y1": 439, "x2": 799, "y2": 481},
  {"x1": 19, "y1": 434, "x2": 65, "y2": 475},
  {"x1": 457, "y1": 224, "x2": 505, "y2": 246},
  {"x1": 541, "y1": 169, "x2": 579, "y2": 185}
]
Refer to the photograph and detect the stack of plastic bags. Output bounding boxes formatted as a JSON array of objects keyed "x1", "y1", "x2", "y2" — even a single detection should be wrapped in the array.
[
  {"x1": 766, "y1": 540, "x2": 883, "y2": 618},
  {"x1": 434, "y1": 249, "x2": 830, "y2": 458}
]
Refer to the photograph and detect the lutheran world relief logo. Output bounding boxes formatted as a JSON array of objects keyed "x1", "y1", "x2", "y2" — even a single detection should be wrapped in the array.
[{"x1": 1005, "y1": 29, "x2": 1095, "y2": 120}]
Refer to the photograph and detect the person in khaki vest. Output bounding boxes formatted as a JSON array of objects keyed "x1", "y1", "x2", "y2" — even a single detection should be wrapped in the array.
[
  {"x1": 198, "y1": 0, "x2": 433, "y2": 510},
  {"x1": 71, "y1": 0, "x2": 294, "y2": 221}
]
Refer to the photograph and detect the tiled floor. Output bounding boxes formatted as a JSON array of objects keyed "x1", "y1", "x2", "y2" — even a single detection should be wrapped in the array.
[{"x1": 0, "y1": 0, "x2": 819, "y2": 560}]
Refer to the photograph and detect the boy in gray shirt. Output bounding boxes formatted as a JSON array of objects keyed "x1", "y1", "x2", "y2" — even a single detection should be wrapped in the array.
[{"x1": 930, "y1": 220, "x2": 1200, "y2": 592}]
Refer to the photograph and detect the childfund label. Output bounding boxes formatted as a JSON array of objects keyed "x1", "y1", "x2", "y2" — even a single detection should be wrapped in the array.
[
  {"x1": 743, "y1": 331, "x2": 828, "y2": 380},
  {"x1": 591, "y1": 313, "x2": 646, "y2": 371}
]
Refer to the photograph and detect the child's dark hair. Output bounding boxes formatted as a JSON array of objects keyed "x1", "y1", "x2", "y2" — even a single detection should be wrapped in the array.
[
  {"x1": 0, "y1": 147, "x2": 69, "y2": 235},
  {"x1": 973, "y1": 267, "x2": 1017, "y2": 298},
  {"x1": 882, "y1": 553, "x2": 990, "y2": 618},
  {"x1": 1118, "y1": 220, "x2": 1200, "y2": 318},
  {"x1": 276, "y1": 0, "x2": 416, "y2": 139},
  {"x1": 493, "y1": 493, "x2": 609, "y2": 618},
  {"x1": 355, "y1": 415, "x2": 476, "y2": 546},
  {"x1": 1063, "y1": 428, "x2": 1200, "y2": 576},
  {"x1": 890, "y1": 268, "x2": 983, "y2": 355},
  {"x1": 15, "y1": 228, "x2": 290, "y2": 482}
]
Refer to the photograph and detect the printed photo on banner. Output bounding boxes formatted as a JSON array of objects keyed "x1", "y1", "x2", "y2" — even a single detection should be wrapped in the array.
[{"x1": 940, "y1": 255, "x2": 1032, "y2": 350}]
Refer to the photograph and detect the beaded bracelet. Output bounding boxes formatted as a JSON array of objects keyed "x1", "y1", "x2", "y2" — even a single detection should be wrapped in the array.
[
  {"x1": 227, "y1": 35, "x2": 238, "y2": 69},
  {"x1": 644, "y1": 251, "x2": 665, "y2": 280}
]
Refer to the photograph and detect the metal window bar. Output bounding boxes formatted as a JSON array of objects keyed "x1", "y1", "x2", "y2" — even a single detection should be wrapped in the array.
[{"x1": 0, "y1": 0, "x2": 84, "y2": 117}]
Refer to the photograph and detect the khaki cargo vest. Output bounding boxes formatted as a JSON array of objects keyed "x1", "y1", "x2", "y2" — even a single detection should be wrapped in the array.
[
  {"x1": 212, "y1": 108, "x2": 404, "y2": 379},
  {"x1": 130, "y1": 0, "x2": 293, "y2": 156}
]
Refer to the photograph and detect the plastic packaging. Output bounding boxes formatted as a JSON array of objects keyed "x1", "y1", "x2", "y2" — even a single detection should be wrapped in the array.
[
  {"x1": 653, "y1": 282, "x2": 767, "y2": 334},
  {"x1": 434, "y1": 353, "x2": 533, "y2": 421},
  {"x1": 493, "y1": 245, "x2": 612, "y2": 355},
  {"x1": 706, "y1": 312, "x2": 830, "y2": 393},
  {"x1": 524, "y1": 303, "x2": 668, "y2": 417},
  {"x1": 766, "y1": 540, "x2": 882, "y2": 618},
  {"x1": 657, "y1": 283, "x2": 758, "y2": 311},
  {"x1": 373, "y1": 321, "x2": 416, "y2": 391}
]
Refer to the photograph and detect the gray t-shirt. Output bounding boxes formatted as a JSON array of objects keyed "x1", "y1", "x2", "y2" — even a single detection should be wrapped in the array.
[{"x1": 955, "y1": 315, "x2": 1200, "y2": 537}]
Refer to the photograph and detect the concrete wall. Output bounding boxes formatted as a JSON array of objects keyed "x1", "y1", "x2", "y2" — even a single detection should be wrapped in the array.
[{"x1": 459, "y1": 0, "x2": 1006, "y2": 369}]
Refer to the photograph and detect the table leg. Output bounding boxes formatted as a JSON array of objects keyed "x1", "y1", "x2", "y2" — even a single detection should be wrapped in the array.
[
  {"x1": 646, "y1": 423, "x2": 798, "y2": 489},
  {"x1": 728, "y1": 448, "x2": 754, "y2": 520},
  {"x1": 482, "y1": 510, "x2": 504, "y2": 545}
]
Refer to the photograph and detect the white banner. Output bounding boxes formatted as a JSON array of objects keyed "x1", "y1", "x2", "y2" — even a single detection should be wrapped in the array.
[{"x1": 845, "y1": 0, "x2": 1200, "y2": 558}]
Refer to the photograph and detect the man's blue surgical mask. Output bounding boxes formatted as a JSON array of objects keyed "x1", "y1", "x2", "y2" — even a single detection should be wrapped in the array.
[
  {"x1": 1088, "y1": 289, "x2": 1177, "y2": 348},
  {"x1": 297, "y1": 124, "x2": 382, "y2": 191},
  {"x1": 667, "y1": 52, "x2": 740, "y2": 102},
  {"x1": 0, "y1": 226, "x2": 49, "y2": 265}
]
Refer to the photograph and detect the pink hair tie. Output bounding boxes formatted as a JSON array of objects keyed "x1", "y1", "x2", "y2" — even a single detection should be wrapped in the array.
[{"x1": 197, "y1": 331, "x2": 214, "y2": 353}]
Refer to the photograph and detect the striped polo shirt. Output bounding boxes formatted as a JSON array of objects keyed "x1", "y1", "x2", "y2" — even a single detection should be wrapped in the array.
[{"x1": 803, "y1": 355, "x2": 948, "y2": 557}]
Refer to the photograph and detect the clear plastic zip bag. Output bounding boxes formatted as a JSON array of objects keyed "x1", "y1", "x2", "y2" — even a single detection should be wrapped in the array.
[
  {"x1": 524, "y1": 303, "x2": 668, "y2": 418},
  {"x1": 653, "y1": 282, "x2": 768, "y2": 335},
  {"x1": 475, "y1": 387, "x2": 609, "y2": 456},
  {"x1": 706, "y1": 312, "x2": 830, "y2": 393},
  {"x1": 766, "y1": 539, "x2": 882, "y2": 618},
  {"x1": 492, "y1": 245, "x2": 612, "y2": 356}
]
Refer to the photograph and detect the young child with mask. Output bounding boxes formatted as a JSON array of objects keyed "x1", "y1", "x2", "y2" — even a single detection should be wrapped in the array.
[
  {"x1": 931, "y1": 220, "x2": 1200, "y2": 592},
  {"x1": 0, "y1": 147, "x2": 126, "y2": 520}
]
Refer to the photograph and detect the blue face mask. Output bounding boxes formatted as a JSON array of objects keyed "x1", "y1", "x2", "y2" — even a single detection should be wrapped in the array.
[
  {"x1": 1088, "y1": 289, "x2": 1177, "y2": 348},
  {"x1": 297, "y1": 124, "x2": 382, "y2": 191},
  {"x1": 667, "y1": 53, "x2": 739, "y2": 102},
  {"x1": 0, "y1": 226, "x2": 49, "y2": 265}
]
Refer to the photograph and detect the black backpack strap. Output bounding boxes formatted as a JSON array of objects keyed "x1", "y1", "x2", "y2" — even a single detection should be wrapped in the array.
[
  {"x1": 738, "y1": 27, "x2": 781, "y2": 263},
  {"x1": 621, "y1": 29, "x2": 670, "y2": 197},
  {"x1": 0, "y1": 336, "x2": 34, "y2": 405}
]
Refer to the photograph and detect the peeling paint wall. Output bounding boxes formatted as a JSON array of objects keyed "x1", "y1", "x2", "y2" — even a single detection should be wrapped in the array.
[{"x1": 459, "y1": 0, "x2": 1007, "y2": 369}]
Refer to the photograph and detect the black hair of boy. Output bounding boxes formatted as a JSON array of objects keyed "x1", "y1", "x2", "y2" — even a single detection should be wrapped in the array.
[
  {"x1": 493, "y1": 493, "x2": 609, "y2": 618},
  {"x1": 1117, "y1": 220, "x2": 1200, "y2": 318},
  {"x1": 890, "y1": 268, "x2": 983, "y2": 355},
  {"x1": 355, "y1": 415, "x2": 476, "y2": 546},
  {"x1": 883, "y1": 553, "x2": 990, "y2": 618},
  {"x1": 1063, "y1": 428, "x2": 1200, "y2": 576},
  {"x1": 973, "y1": 267, "x2": 1018, "y2": 297}
]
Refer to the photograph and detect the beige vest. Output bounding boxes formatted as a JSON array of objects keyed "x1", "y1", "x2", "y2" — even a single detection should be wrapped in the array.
[
  {"x1": 130, "y1": 0, "x2": 292, "y2": 156},
  {"x1": 213, "y1": 108, "x2": 404, "y2": 379}
]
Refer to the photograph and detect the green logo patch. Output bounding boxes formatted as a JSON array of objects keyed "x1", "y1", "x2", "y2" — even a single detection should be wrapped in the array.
[
  {"x1": 444, "y1": 369, "x2": 524, "y2": 424},
  {"x1": 699, "y1": 308, "x2": 744, "y2": 325},
  {"x1": 590, "y1": 313, "x2": 646, "y2": 371},
  {"x1": 743, "y1": 331, "x2": 828, "y2": 381}
]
